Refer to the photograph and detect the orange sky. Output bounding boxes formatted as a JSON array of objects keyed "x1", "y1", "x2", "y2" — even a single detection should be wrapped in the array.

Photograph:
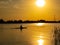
[{"x1": 0, "y1": 0, "x2": 60, "y2": 21}]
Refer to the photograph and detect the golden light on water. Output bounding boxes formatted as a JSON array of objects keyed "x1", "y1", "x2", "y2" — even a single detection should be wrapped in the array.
[
  {"x1": 36, "y1": 23, "x2": 45, "y2": 26},
  {"x1": 37, "y1": 36, "x2": 44, "y2": 45},
  {"x1": 37, "y1": 39, "x2": 44, "y2": 45},
  {"x1": 36, "y1": 0, "x2": 45, "y2": 7},
  {"x1": 37, "y1": 36, "x2": 44, "y2": 38}
]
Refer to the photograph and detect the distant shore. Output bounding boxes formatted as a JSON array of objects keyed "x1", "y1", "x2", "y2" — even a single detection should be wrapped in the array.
[
  {"x1": 0, "y1": 19, "x2": 60, "y2": 24},
  {"x1": 0, "y1": 21, "x2": 60, "y2": 24}
]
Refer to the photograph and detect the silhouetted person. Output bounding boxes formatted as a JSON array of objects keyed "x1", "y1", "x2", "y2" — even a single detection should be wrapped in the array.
[
  {"x1": 20, "y1": 25, "x2": 27, "y2": 31},
  {"x1": 20, "y1": 25, "x2": 23, "y2": 31}
]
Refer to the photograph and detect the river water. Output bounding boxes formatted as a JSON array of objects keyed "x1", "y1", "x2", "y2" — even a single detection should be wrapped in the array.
[{"x1": 0, "y1": 23, "x2": 60, "y2": 45}]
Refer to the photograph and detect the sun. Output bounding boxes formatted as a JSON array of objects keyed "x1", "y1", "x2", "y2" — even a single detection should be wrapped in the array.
[{"x1": 36, "y1": 0, "x2": 45, "y2": 7}]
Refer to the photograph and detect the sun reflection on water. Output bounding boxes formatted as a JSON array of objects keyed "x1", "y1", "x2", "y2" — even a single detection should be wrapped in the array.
[
  {"x1": 30, "y1": 23, "x2": 53, "y2": 45},
  {"x1": 37, "y1": 36, "x2": 44, "y2": 45},
  {"x1": 37, "y1": 39, "x2": 44, "y2": 45},
  {"x1": 35, "y1": 23, "x2": 45, "y2": 26}
]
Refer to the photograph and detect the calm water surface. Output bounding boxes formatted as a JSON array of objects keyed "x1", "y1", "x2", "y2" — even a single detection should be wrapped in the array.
[{"x1": 0, "y1": 23, "x2": 60, "y2": 45}]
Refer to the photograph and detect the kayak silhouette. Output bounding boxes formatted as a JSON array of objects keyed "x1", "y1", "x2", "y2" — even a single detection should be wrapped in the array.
[{"x1": 12, "y1": 25, "x2": 27, "y2": 31}]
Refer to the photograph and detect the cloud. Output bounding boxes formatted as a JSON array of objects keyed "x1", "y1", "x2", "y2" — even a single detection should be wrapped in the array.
[
  {"x1": 0, "y1": 0, "x2": 27, "y2": 9},
  {"x1": 0, "y1": 0, "x2": 19, "y2": 8}
]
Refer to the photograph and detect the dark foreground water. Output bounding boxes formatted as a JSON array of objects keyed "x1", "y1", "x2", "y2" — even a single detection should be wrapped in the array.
[{"x1": 0, "y1": 23, "x2": 60, "y2": 45}]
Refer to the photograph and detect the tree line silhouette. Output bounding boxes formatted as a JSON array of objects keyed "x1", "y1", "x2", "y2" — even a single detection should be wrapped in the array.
[{"x1": 0, "y1": 19, "x2": 60, "y2": 24}]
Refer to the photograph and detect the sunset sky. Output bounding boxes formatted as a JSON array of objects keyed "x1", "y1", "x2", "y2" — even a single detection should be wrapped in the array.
[{"x1": 0, "y1": 0, "x2": 60, "y2": 21}]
